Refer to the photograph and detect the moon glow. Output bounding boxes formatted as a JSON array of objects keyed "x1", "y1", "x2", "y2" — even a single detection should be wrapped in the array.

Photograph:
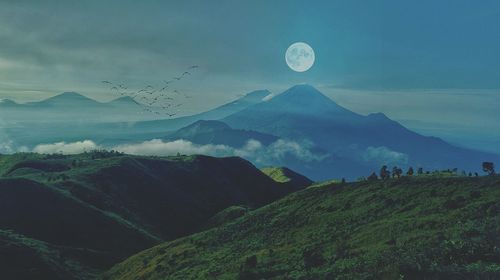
[{"x1": 285, "y1": 42, "x2": 315, "y2": 72}]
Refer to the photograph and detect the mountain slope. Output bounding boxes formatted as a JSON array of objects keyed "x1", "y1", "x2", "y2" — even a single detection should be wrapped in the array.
[
  {"x1": 224, "y1": 84, "x2": 500, "y2": 177},
  {"x1": 26, "y1": 92, "x2": 104, "y2": 108},
  {"x1": 105, "y1": 175, "x2": 500, "y2": 280},
  {"x1": 165, "y1": 120, "x2": 279, "y2": 147},
  {"x1": 132, "y1": 90, "x2": 270, "y2": 132},
  {"x1": 0, "y1": 152, "x2": 301, "y2": 279}
]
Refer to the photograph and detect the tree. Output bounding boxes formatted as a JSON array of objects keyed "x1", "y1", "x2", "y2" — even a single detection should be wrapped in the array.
[
  {"x1": 417, "y1": 167, "x2": 423, "y2": 175},
  {"x1": 482, "y1": 162, "x2": 495, "y2": 175},
  {"x1": 392, "y1": 166, "x2": 402, "y2": 178},
  {"x1": 341, "y1": 178, "x2": 346, "y2": 184},
  {"x1": 380, "y1": 165, "x2": 390, "y2": 180},
  {"x1": 367, "y1": 172, "x2": 378, "y2": 181},
  {"x1": 407, "y1": 167, "x2": 414, "y2": 176}
]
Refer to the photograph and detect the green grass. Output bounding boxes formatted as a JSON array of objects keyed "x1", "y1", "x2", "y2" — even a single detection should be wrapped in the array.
[
  {"x1": 105, "y1": 175, "x2": 500, "y2": 280},
  {"x1": 261, "y1": 167, "x2": 313, "y2": 188}
]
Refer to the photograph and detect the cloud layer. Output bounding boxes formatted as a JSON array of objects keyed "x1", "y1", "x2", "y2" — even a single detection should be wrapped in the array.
[
  {"x1": 31, "y1": 138, "x2": 326, "y2": 166},
  {"x1": 362, "y1": 146, "x2": 408, "y2": 165},
  {"x1": 32, "y1": 140, "x2": 99, "y2": 155}
]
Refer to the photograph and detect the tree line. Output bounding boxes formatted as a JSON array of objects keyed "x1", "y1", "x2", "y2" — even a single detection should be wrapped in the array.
[{"x1": 361, "y1": 162, "x2": 495, "y2": 181}]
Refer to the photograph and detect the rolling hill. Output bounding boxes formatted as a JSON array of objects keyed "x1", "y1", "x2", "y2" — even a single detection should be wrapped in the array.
[
  {"x1": 105, "y1": 175, "x2": 500, "y2": 280},
  {"x1": 0, "y1": 152, "x2": 301, "y2": 279}
]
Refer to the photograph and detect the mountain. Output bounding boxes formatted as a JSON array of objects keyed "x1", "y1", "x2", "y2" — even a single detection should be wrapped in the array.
[
  {"x1": 26, "y1": 92, "x2": 104, "y2": 108},
  {"x1": 107, "y1": 96, "x2": 140, "y2": 106},
  {"x1": 0, "y1": 152, "x2": 301, "y2": 279},
  {"x1": 0, "y1": 90, "x2": 271, "y2": 150},
  {"x1": 0, "y1": 92, "x2": 149, "y2": 125},
  {"x1": 105, "y1": 175, "x2": 500, "y2": 279},
  {"x1": 164, "y1": 120, "x2": 279, "y2": 147},
  {"x1": 224, "y1": 84, "x2": 500, "y2": 179},
  {"x1": 0, "y1": 99, "x2": 20, "y2": 107},
  {"x1": 132, "y1": 90, "x2": 271, "y2": 132}
]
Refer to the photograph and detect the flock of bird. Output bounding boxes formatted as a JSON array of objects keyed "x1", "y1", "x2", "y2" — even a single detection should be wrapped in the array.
[{"x1": 101, "y1": 65, "x2": 199, "y2": 117}]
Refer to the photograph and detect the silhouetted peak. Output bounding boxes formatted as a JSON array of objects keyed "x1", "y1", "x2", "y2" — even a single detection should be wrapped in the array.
[
  {"x1": 0, "y1": 99, "x2": 17, "y2": 106},
  {"x1": 40, "y1": 92, "x2": 96, "y2": 103},
  {"x1": 242, "y1": 90, "x2": 271, "y2": 101},
  {"x1": 109, "y1": 96, "x2": 139, "y2": 105},
  {"x1": 176, "y1": 120, "x2": 231, "y2": 136}
]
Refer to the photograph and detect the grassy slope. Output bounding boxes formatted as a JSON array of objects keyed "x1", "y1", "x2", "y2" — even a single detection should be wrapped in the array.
[
  {"x1": 0, "y1": 229, "x2": 100, "y2": 280},
  {"x1": 261, "y1": 167, "x2": 313, "y2": 188},
  {"x1": 0, "y1": 152, "x2": 299, "y2": 279},
  {"x1": 105, "y1": 175, "x2": 500, "y2": 280}
]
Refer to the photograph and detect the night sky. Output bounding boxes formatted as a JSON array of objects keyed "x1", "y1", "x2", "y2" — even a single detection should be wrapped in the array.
[{"x1": 1, "y1": 0, "x2": 499, "y2": 152}]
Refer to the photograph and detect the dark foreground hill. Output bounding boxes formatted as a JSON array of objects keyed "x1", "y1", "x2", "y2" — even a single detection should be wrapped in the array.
[
  {"x1": 0, "y1": 152, "x2": 301, "y2": 279},
  {"x1": 105, "y1": 175, "x2": 500, "y2": 280}
]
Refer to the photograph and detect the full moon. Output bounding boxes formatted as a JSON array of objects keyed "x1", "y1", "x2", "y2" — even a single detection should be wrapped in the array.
[{"x1": 285, "y1": 42, "x2": 315, "y2": 72}]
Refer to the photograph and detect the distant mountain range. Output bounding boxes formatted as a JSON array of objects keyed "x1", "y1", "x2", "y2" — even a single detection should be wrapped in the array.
[
  {"x1": 1, "y1": 85, "x2": 498, "y2": 180},
  {"x1": 0, "y1": 92, "x2": 147, "y2": 123}
]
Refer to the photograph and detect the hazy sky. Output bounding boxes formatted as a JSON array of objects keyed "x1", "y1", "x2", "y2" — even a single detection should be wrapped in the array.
[{"x1": 0, "y1": 0, "x2": 499, "y2": 152}]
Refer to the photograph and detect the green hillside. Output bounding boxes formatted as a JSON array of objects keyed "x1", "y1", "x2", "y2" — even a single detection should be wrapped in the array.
[
  {"x1": 105, "y1": 175, "x2": 500, "y2": 280},
  {"x1": 261, "y1": 167, "x2": 313, "y2": 187},
  {"x1": 0, "y1": 152, "x2": 299, "y2": 279}
]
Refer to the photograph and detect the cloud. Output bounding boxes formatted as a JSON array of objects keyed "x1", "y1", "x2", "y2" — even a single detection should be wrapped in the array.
[
  {"x1": 0, "y1": 119, "x2": 28, "y2": 154},
  {"x1": 33, "y1": 140, "x2": 99, "y2": 154},
  {"x1": 362, "y1": 146, "x2": 408, "y2": 165},
  {"x1": 262, "y1": 93, "x2": 276, "y2": 102},
  {"x1": 261, "y1": 139, "x2": 326, "y2": 163},
  {"x1": 0, "y1": 139, "x2": 16, "y2": 154},
  {"x1": 113, "y1": 139, "x2": 233, "y2": 157},
  {"x1": 115, "y1": 138, "x2": 326, "y2": 165},
  {"x1": 113, "y1": 139, "x2": 325, "y2": 164},
  {"x1": 29, "y1": 138, "x2": 327, "y2": 166}
]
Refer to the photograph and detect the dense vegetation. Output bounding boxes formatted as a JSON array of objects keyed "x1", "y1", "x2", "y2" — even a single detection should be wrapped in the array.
[
  {"x1": 0, "y1": 152, "x2": 300, "y2": 279},
  {"x1": 106, "y1": 175, "x2": 500, "y2": 280}
]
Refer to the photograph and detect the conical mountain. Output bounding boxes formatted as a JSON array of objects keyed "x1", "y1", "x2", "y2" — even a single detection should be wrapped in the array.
[{"x1": 224, "y1": 84, "x2": 499, "y2": 176}]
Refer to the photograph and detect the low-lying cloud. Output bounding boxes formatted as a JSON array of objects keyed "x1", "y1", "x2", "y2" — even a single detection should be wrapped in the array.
[
  {"x1": 114, "y1": 139, "x2": 233, "y2": 157},
  {"x1": 0, "y1": 120, "x2": 28, "y2": 154},
  {"x1": 363, "y1": 146, "x2": 408, "y2": 165},
  {"x1": 31, "y1": 138, "x2": 326, "y2": 165},
  {"x1": 115, "y1": 138, "x2": 325, "y2": 165},
  {"x1": 33, "y1": 140, "x2": 99, "y2": 155}
]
